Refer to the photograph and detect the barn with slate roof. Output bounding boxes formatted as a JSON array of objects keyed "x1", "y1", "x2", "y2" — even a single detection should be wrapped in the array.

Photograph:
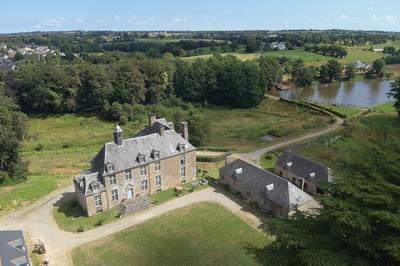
[
  {"x1": 0, "y1": 230, "x2": 30, "y2": 266},
  {"x1": 275, "y1": 150, "x2": 334, "y2": 194},
  {"x1": 74, "y1": 115, "x2": 197, "y2": 216},
  {"x1": 219, "y1": 158, "x2": 313, "y2": 217}
]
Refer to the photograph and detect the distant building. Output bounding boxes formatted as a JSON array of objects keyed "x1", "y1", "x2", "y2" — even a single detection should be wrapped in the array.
[
  {"x1": 270, "y1": 41, "x2": 286, "y2": 50},
  {"x1": 74, "y1": 115, "x2": 197, "y2": 216},
  {"x1": 373, "y1": 48, "x2": 384, "y2": 52},
  {"x1": 353, "y1": 60, "x2": 371, "y2": 71},
  {"x1": 0, "y1": 57, "x2": 16, "y2": 71},
  {"x1": 275, "y1": 150, "x2": 334, "y2": 194},
  {"x1": 0, "y1": 230, "x2": 30, "y2": 266},
  {"x1": 219, "y1": 157, "x2": 313, "y2": 217},
  {"x1": 0, "y1": 43, "x2": 7, "y2": 50}
]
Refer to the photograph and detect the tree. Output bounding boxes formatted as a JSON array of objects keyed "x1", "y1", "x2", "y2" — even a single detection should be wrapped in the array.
[
  {"x1": 187, "y1": 112, "x2": 209, "y2": 146},
  {"x1": 320, "y1": 60, "x2": 342, "y2": 83},
  {"x1": 258, "y1": 56, "x2": 283, "y2": 89},
  {"x1": 246, "y1": 37, "x2": 259, "y2": 53},
  {"x1": 292, "y1": 66, "x2": 316, "y2": 86},
  {"x1": 0, "y1": 84, "x2": 28, "y2": 183},
  {"x1": 387, "y1": 78, "x2": 400, "y2": 117},
  {"x1": 367, "y1": 58, "x2": 385, "y2": 78},
  {"x1": 344, "y1": 64, "x2": 356, "y2": 80}
]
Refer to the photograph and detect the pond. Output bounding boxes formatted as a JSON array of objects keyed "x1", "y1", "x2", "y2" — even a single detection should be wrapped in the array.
[{"x1": 274, "y1": 80, "x2": 393, "y2": 107}]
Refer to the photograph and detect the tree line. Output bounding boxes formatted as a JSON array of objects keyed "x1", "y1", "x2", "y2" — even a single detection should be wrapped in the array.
[{"x1": 305, "y1": 44, "x2": 347, "y2": 58}]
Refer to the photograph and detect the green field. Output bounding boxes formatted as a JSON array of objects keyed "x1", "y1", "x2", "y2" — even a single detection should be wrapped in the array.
[
  {"x1": 72, "y1": 203, "x2": 271, "y2": 266},
  {"x1": 200, "y1": 99, "x2": 332, "y2": 151},
  {"x1": 0, "y1": 99, "x2": 330, "y2": 215},
  {"x1": 371, "y1": 102, "x2": 397, "y2": 114}
]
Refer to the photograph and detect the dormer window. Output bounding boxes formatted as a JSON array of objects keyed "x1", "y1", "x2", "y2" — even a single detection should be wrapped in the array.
[
  {"x1": 106, "y1": 164, "x2": 115, "y2": 172},
  {"x1": 177, "y1": 143, "x2": 185, "y2": 153},
  {"x1": 309, "y1": 172, "x2": 315, "y2": 178},
  {"x1": 137, "y1": 154, "x2": 146, "y2": 163},
  {"x1": 92, "y1": 183, "x2": 100, "y2": 192},
  {"x1": 152, "y1": 150, "x2": 160, "y2": 160}
]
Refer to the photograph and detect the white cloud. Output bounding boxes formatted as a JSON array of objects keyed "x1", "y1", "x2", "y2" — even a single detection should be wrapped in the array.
[
  {"x1": 75, "y1": 18, "x2": 85, "y2": 24},
  {"x1": 339, "y1": 14, "x2": 348, "y2": 20},
  {"x1": 369, "y1": 13, "x2": 379, "y2": 22},
  {"x1": 43, "y1": 17, "x2": 65, "y2": 26},
  {"x1": 382, "y1": 14, "x2": 399, "y2": 25},
  {"x1": 173, "y1": 17, "x2": 188, "y2": 23}
]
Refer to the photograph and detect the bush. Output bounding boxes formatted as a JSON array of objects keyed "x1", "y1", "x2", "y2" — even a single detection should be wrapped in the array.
[
  {"x1": 264, "y1": 154, "x2": 273, "y2": 160},
  {"x1": 94, "y1": 219, "x2": 105, "y2": 226},
  {"x1": 62, "y1": 142, "x2": 72, "y2": 149},
  {"x1": 77, "y1": 226, "x2": 86, "y2": 232},
  {"x1": 34, "y1": 143, "x2": 44, "y2": 151}
]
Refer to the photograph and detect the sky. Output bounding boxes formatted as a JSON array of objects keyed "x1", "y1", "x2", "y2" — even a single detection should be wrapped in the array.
[{"x1": 1, "y1": 0, "x2": 400, "y2": 33}]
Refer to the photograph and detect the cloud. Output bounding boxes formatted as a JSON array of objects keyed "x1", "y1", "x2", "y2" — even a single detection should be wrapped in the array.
[
  {"x1": 75, "y1": 18, "x2": 85, "y2": 24},
  {"x1": 43, "y1": 17, "x2": 66, "y2": 26},
  {"x1": 369, "y1": 13, "x2": 379, "y2": 22},
  {"x1": 382, "y1": 14, "x2": 399, "y2": 25},
  {"x1": 339, "y1": 14, "x2": 348, "y2": 20},
  {"x1": 173, "y1": 17, "x2": 188, "y2": 23}
]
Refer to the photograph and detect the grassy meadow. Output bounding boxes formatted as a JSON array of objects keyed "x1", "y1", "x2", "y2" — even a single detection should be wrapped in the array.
[{"x1": 72, "y1": 203, "x2": 271, "y2": 266}]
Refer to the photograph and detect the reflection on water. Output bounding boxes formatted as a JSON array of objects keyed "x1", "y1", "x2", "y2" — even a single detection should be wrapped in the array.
[{"x1": 275, "y1": 80, "x2": 393, "y2": 107}]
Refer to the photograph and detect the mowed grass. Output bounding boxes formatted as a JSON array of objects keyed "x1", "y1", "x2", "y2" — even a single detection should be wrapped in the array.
[
  {"x1": 371, "y1": 102, "x2": 397, "y2": 114},
  {"x1": 201, "y1": 99, "x2": 332, "y2": 151},
  {"x1": 71, "y1": 203, "x2": 271, "y2": 266},
  {"x1": 0, "y1": 114, "x2": 146, "y2": 215},
  {"x1": 320, "y1": 104, "x2": 363, "y2": 118}
]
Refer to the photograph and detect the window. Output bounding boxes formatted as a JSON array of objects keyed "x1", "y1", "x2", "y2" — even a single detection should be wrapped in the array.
[
  {"x1": 180, "y1": 153, "x2": 185, "y2": 165},
  {"x1": 125, "y1": 170, "x2": 132, "y2": 180},
  {"x1": 92, "y1": 183, "x2": 99, "y2": 192},
  {"x1": 141, "y1": 179, "x2": 148, "y2": 191},
  {"x1": 138, "y1": 154, "x2": 145, "y2": 163},
  {"x1": 156, "y1": 175, "x2": 161, "y2": 186},
  {"x1": 178, "y1": 143, "x2": 185, "y2": 152},
  {"x1": 155, "y1": 161, "x2": 161, "y2": 171},
  {"x1": 111, "y1": 189, "x2": 119, "y2": 201},
  {"x1": 108, "y1": 165, "x2": 115, "y2": 172},
  {"x1": 110, "y1": 175, "x2": 116, "y2": 185},
  {"x1": 180, "y1": 166, "x2": 186, "y2": 178},
  {"x1": 153, "y1": 151, "x2": 160, "y2": 160},
  {"x1": 140, "y1": 165, "x2": 147, "y2": 176},
  {"x1": 94, "y1": 195, "x2": 102, "y2": 207}
]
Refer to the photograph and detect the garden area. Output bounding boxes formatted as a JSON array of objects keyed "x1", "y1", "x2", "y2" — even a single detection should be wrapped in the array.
[{"x1": 71, "y1": 202, "x2": 271, "y2": 266}]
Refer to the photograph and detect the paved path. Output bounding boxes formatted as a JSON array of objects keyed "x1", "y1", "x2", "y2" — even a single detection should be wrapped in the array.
[
  {"x1": 236, "y1": 117, "x2": 344, "y2": 165},
  {"x1": 0, "y1": 186, "x2": 264, "y2": 266}
]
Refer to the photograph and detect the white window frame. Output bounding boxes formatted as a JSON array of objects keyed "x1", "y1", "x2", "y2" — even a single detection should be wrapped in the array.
[
  {"x1": 154, "y1": 151, "x2": 160, "y2": 160},
  {"x1": 125, "y1": 170, "x2": 132, "y2": 180},
  {"x1": 180, "y1": 166, "x2": 186, "y2": 178},
  {"x1": 141, "y1": 179, "x2": 148, "y2": 191},
  {"x1": 108, "y1": 165, "x2": 115, "y2": 172},
  {"x1": 110, "y1": 175, "x2": 117, "y2": 185},
  {"x1": 111, "y1": 189, "x2": 119, "y2": 201},
  {"x1": 180, "y1": 153, "x2": 185, "y2": 165},
  {"x1": 140, "y1": 165, "x2": 147, "y2": 176},
  {"x1": 156, "y1": 175, "x2": 161, "y2": 186},
  {"x1": 155, "y1": 161, "x2": 161, "y2": 171},
  {"x1": 94, "y1": 195, "x2": 102, "y2": 207}
]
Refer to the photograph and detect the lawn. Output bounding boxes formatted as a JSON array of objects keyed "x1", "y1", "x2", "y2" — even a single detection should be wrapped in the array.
[
  {"x1": 371, "y1": 102, "x2": 397, "y2": 114},
  {"x1": 320, "y1": 104, "x2": 363, "y2": 118},
  {"x1": 71, "y1": 203, "x2": 271, "y2": 266}
]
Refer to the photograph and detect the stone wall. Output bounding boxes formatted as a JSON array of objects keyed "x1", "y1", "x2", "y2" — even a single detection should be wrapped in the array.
[{"x1": 275, "y1": 166, "x2": 318, "y2": 194}]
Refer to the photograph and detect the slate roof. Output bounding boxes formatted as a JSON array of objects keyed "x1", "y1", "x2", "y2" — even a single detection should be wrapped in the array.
[
  {"x1": 220, "y1": 159, "x2": 312, "y2": 211},
  {"x1": 0, "y1": 230, "x2": 30, "y2": 266},
  {"x1": 74, "y1": 171, "x2": 105, "y2": 196},
  {"x1": 276, "y1": 150, "x2": 334, "y2": 185},
  {"x1": 75, "y1": 118, "x2": 195, "y2": 196}
]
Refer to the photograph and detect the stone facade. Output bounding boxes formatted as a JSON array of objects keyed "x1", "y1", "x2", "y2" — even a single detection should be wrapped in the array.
[
  {"x1": 275, "y1": 167, "x2": 319, "y2": 194},
  {"x1": 74, "y1": 116, "x2": 197, "y2": 216}
]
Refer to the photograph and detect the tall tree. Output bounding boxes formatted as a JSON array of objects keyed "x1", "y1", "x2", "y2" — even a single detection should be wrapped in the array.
[{"x1": 388, "y1": 78, "x2": 400, "y2": 117}]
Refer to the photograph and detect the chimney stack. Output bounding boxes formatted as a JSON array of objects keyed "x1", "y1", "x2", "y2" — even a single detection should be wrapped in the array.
[
  {"x1": 180, "y1": 122, "x2": 188, "y2": 142},
  {"x1": 159, "y1": 125, "x2": 165, "y2": 136},
  {"x1": 225, "y1": 153, "x2": 233, "y2": 165},
  {"x1": 149, "y1": 114, "x2": 156, "y2": 127},
  {"x1": 113, "y1": 123, "x2": 123, "y2": 146}
]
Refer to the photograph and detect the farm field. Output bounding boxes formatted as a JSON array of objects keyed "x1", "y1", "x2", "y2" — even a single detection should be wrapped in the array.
[
  {"x1": 71, "y1": 202, "x2": 271, "y2": 266},
  {"x1": 0, "y1": 99, "x2": 330, "y2": 215}
]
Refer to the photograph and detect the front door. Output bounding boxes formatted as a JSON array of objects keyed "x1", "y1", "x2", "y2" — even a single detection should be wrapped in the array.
[{"x1": 127, "y1": 189, "x2": 134, "y2": 199}]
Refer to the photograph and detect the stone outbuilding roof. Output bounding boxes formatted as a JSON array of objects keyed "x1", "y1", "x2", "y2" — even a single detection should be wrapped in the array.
[
  {"x1": 220, "y1": 159, "x2": 312, "y2": 211},
  {"x1": 0, "y1": 230, "x2": 30, "y2": 266},
  {"x1": 276, "y1": 150, "x2": 334, "y2": 185}
]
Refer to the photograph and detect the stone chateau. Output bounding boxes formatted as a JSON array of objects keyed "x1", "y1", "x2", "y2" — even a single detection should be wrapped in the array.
[{"x1": 74, "y1": 115, "x2": 197, "y2": 216}]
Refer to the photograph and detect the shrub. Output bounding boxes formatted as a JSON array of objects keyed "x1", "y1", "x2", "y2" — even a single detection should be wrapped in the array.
[
  {"x1": 34, "y1": 143, "x2": 44, "y2": 151},
  {"x1": 264, "y1": 154, "x2": 273, "y2": 160},
  {"x1": 94, "y1": 219, "x2": 105, "y2": 226},
  {"x1": 62, "y1": 142, "x2": 72, "y2": 149},
  {"x1": 77, "y1": 226, "x2": 86, "y2": 232}
]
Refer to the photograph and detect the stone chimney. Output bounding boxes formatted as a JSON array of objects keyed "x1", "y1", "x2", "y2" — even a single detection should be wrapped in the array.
[
  {"x1": 225, "y1": 153, "x2": 233, "y2": 165},
  {"x1": 159, "y1": 125, "x2": 165, "y2": 136},
  {"x1": 113, "y1": 123, "x2": 123, "y2": 146},
  {"x1": 180, "y1": 122, "x2": 188, "y2": 142},
  {"x1": 149, "y1": 114, "x2": 156, "y2": 127}
]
